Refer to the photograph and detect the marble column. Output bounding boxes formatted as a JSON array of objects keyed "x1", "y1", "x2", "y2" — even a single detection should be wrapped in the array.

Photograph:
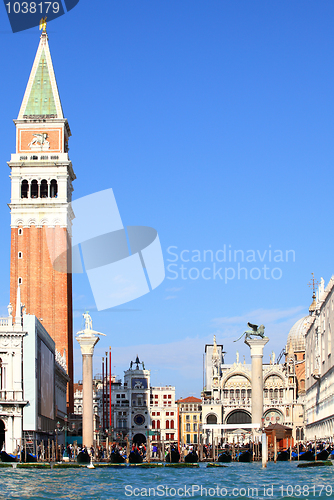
[
  {"x1": 245, "y1": 337, "x2": 269, "y2": 427},
  {"x1": 76, "y1": 331, "x2": 100, "y2": 449}
]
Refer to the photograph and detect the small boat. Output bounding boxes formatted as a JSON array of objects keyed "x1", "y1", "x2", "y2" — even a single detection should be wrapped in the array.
[
  {"x1": 20, "y1": 451, "x2": 37, "y2": 463},
  {"x1": 238, "y1": 450, "x2": 252, "y2": 462},
  {"x1": 77, "y1": 451, "x2": 90, "y2": 464},
  {"x1": 317, "y1": 449, "x2": 329, "y2": 461},
  {"x1": 184, "y1": 451, "x2": 198, "y2": 463},
  {"x1": 165, "y1": 449, "x2": 180, "y2": 463},
  {"x1": 218, "y1": 452, "x2": 232, "y2": 463},
  {"x1": 207, "y1": 462, "x2": 228, "y2": 468},
  {"x1": 129, "y1": 451, "x2": 143, "y2": 464},
  {"x1": 298, "y1": 461, "x2": 333, "y2": 468},
  {"x1": 299, "y1": 449, "x2": 329, "y2": 462},
  {"x1": 0, "y1": 451, "x2": 17, "y2": 462},
  {"x1": 277, "y1": 450, "x2": 289, "y2": 461},
  {"x1": 109, "y1": 451, "x2": 125, "y2": 464},
  {"x1": 299, "y1": 450, "x2": 314, "y2": 461}
]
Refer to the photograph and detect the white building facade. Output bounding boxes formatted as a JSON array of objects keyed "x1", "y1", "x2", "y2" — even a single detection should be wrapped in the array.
[
  {"x1": 0, "y1": 290, "x2": 68, "y2": 454},
  {"x1": 305, "y1": 276, "x2": 334, "y2": 440}
]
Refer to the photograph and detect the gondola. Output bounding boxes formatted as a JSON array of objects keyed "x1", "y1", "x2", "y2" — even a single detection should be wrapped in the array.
[
  {"x1": 129, "y1": 451, "x2": 143, "y2": 464},
  {"x1": 0, "y1": 451, "x2": 17, "y2": 462},
  {"x1": 299, "y1": 450, "x2": 314, "y2": 461},
  {"x1": 20, "y1": 451, "x2": 37, "y2": 463},
  {"x1": 299, "y1": 449, "x2": 329, "y2": 462},
  {"x1": 218, "y1": 452, "x2": 232, "y2": 463},
  {"x1": 109, "y1": 451, "x2": 125, "y2": 464},
  {"x1": 184, "y1": 451, "x2": 198, "y2": 463},
  {"x1": 276, "y1": 450, "x2": 289, "y2": 461},
  {"x1": 165, "y1": 449, "x2": 180, "y2": 463},
  {"x1": 238, "y1": 450, "x2": 252, "y2": 462},
  {"x1": 317, "y1": 449, "x2": 329, "y2": 461},
  {"x1": 77, "y1": 451, "x2": 90, "y2": 464}
]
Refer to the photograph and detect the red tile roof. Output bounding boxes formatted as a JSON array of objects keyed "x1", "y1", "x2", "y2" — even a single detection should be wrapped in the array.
[{"x1": 176, "y1": 396, "x2": 201, "y2": 403}]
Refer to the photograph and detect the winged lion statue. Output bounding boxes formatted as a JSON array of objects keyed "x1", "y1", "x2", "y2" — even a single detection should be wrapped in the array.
[{"x1": 234, "y1": 322, "x2": 266, "y2": 342}]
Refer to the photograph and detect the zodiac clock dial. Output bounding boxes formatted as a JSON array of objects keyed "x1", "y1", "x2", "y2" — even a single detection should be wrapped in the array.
[{"x1": 134, "y1": 414, "x2": 145, "y2": 426}]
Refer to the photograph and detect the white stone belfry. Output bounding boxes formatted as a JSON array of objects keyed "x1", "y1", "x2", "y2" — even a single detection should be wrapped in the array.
[
  {"x1": 76, "y1": 312, "x2": 105, "y2": 448},
  {"x1": 245, "y1": 336, "x2": 269, "y2": 428}
]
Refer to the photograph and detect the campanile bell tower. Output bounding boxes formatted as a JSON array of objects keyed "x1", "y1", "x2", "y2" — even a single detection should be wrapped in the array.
[{"x1": 8, "y1": 29, "x2": 75, "y2": 411}]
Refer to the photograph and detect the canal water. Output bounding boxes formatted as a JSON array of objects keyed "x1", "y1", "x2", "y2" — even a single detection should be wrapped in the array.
[{"x1": 0, "y1": 462, "x2": 333, "y2": 500}]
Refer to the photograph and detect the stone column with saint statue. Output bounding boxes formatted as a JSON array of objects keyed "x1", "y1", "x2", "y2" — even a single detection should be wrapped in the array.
[{"x1": 76, "y1": 312, "x2": 106, "y2": 449}]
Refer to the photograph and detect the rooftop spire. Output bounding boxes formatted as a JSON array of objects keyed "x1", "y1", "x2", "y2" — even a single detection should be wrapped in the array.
[
  {"x1": 18, "y1": 30, "x2": 63, "y2": 120},
  {"x1": 308, "y1": 272, "x2": 318, "y2": 313}
]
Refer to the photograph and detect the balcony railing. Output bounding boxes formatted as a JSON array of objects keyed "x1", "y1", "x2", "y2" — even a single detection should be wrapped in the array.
[
  {"x1": 0, "y1": 390, "x2": 24, "y2": 401},
  {"x1": 0, "y1": 318, "x2": 10, "y2": 327},
  {"x1": 202, "y1": 399, "x2": 224, "y2": 404}
]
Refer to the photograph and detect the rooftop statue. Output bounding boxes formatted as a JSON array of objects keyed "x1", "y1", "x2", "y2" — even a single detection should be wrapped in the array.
[{"x1": 234, "y1": 322, "x2": 266, "y2": 342}]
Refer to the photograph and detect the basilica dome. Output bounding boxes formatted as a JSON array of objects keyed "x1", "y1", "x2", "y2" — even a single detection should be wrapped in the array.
[{"x1": 286, "y1": 316, "x2": 312, "y2": 353}]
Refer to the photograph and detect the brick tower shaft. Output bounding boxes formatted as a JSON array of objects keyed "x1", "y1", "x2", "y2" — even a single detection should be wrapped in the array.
[{"x1": 8, "y1": 30, "x2": 76, "y2": 412}]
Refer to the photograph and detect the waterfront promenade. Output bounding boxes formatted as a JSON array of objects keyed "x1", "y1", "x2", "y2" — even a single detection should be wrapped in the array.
[{"x1": 0, "y1": 462, "x2": 333, "y2": 500}]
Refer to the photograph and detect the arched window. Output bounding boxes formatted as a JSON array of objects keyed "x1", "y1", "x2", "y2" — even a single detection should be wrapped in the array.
[
  {"x1": 157, "y1": 420, "x2": 160, "y2": 429},
  {"x1": 226, "y1": 410, "x2": 251, "y2": 425},
  {"x1": 264, "y1": 389, "x2": 268, "y2": 399},
  {"x1": 166, "y1": 420, "x2": 170, "y2": 429},
  {"x1": 235, "y1": 389, "x2": 240, "y2": 399},
  {"x1": 269, "y1": 388, "x2": 273, "y2": 400},
  {"x1": 21, "y1": 180, "x2": 29, "y2": 198},
  {"x1": 40, "y1": 179, "x2": 48, "y2": 198},
  {"x1": 247, "y1": 389, "x2": 251, "y2": 398},
  {"x1": 152, "y1": 420, "x2": 155, "y2": 429},
  {"x1": 50, "y1": 179, "x2": 58, "y2": 198},
  {"x1": 207, "y1": 414, "x2": 217, "y2": 425},
  {"x1": 241, "y1": 389, "x2": 246, "y2": 399},
  {"x1": 230, "y1": 389, "x2": 234, "y2": 399},
  {"x1": 170, "y1": 420, "x2": 174, "y2": 429},
  {"x1": 274, "y1": 389, "x2": 278, "y2": 399},
  {"x1": 30, "y1": 180, "x2": 38, "y2": 198}
]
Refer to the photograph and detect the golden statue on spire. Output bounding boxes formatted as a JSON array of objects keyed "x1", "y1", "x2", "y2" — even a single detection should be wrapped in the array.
[{"x1": 39, "y1": 17, "x2": 47, "y2": 32}]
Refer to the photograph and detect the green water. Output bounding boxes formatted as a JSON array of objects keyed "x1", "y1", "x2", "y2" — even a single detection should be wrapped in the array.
[{"x1": 0, "y1": 462, "x2": 333, "y2": 500}]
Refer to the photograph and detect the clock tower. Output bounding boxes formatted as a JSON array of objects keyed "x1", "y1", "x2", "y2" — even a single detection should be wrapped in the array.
[{"x1": 8, "y1": 30, "x2": 75, "y2": 411}]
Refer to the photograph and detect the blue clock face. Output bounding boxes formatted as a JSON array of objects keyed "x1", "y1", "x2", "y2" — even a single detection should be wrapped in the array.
[{"x1": 134, "y1": 414, "x2": 145, "y2": 426}]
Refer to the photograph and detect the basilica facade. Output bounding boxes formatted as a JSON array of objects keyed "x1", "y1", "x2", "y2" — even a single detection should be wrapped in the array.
[{"x1": 202, "y1": 330, "x2": 305, "y2": 443}]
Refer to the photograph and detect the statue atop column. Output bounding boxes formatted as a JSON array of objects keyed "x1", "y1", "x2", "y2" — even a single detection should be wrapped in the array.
[
  {"x1": 83, "y1": 311, "x2": 93, "y2": 331},
  {"x1": 234, "y1": 322, "x2": 267, "y2": 343}
]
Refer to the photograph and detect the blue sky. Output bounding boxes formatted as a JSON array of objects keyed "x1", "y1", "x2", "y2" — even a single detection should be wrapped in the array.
[{"x1": 1, "y1": 1, "x2": 334, "y2": 398}]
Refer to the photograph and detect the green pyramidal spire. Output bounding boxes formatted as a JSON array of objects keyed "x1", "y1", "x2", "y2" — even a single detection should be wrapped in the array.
[
  {"x1": 24, "y1": 48, "x2": 57, "y2": 116},
  {"x1": 18, "y1": 31, "x2": 63, "y2": 119}
]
